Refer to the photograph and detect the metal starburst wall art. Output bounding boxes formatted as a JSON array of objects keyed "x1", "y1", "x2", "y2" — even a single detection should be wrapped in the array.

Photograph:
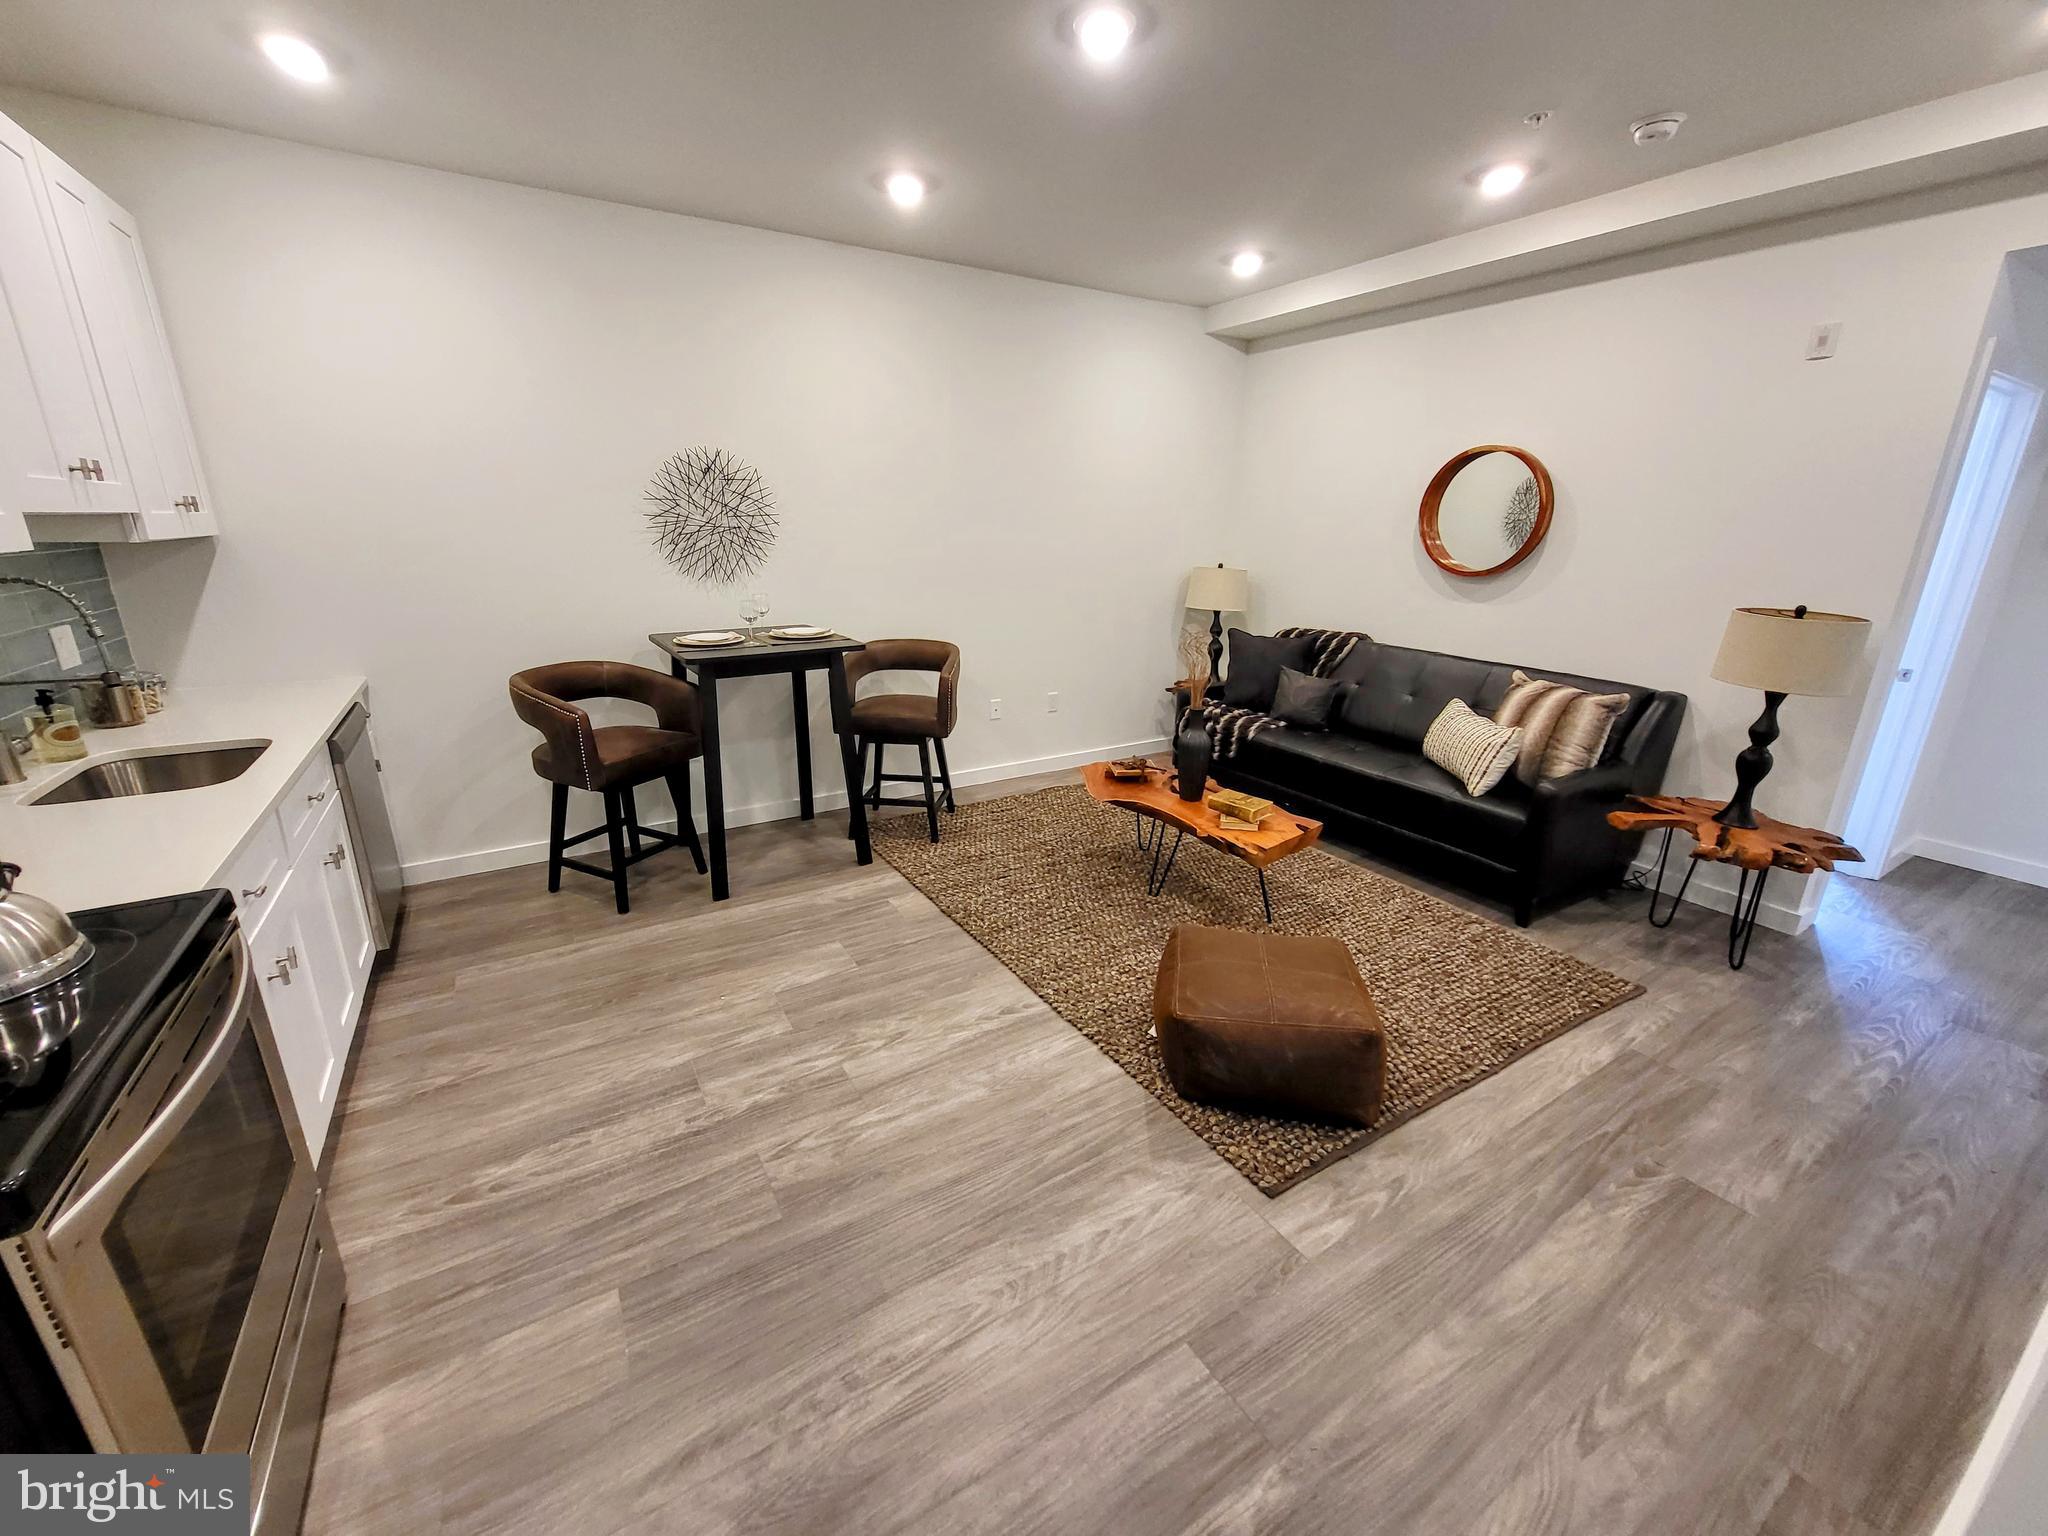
[{"x1": 644, "y1": 447, "x2": 778, "y2": 585}]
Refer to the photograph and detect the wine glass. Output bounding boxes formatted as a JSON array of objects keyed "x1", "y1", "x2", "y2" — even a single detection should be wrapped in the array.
[
  {"x1": 751, "y1": 591, "x2": 771, "y2": 637},
  {"x1": 737, "y1": 593, "x2": 762, "y2": 638}
]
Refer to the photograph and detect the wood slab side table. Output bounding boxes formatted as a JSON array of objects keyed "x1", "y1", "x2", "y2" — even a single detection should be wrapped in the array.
[{"x1": 1606, "y1": 795, "x2": 1862, "y2": 970}]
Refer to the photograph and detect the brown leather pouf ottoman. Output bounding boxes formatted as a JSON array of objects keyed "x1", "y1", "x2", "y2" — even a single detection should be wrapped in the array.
[{"x1": 1152, "y1": 924, "x2": 1384, "y2": 1127}]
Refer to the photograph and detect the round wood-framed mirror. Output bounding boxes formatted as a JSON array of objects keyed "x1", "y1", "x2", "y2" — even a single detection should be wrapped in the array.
[{"x1": 1419, "y1": 445, "x2": 1554, "y2": 577}]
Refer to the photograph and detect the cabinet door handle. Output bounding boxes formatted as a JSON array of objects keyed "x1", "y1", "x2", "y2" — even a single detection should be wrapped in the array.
[
  {"x1": 286, "y1": 945, "x2": 300, "y2": 970},
  {"x1": 268, "y1": 959, "x2": 292, "y2": 986},
  {"x1": 306, "y1": 789, "x2": 327, "y2": 804},
  {"x1": 67, "y1": 459, "x2": 97, "y2": 479},
  {"x1": 324, "y1": 845, "x2": 346, "y2": 868},
  {"x1": 240, "y1": 882, "x2": 268, "y2": 900}
]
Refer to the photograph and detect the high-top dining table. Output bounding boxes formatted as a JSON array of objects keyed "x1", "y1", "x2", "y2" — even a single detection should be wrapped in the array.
[{"x1": 649, "y1": 630, "x2": 871, "y2": 902}]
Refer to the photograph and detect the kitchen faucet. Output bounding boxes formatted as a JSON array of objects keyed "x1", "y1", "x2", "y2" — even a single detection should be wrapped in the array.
[{"x1": 0, "y1": 575, "x2": 123, "y2": 679}]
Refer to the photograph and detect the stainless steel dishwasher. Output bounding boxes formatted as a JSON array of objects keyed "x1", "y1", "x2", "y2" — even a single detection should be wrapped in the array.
[{"x1": 327, "y1": 703, "x2": 404, "y2": 950}]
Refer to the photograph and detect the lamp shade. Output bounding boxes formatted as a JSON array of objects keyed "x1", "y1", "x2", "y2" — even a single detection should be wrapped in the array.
[
  {"x1": 1710, "y1": 607, "x2": 1869, "y2": 697},
  {"x1": 1185, "y1": 565, "x2": 1248, "y2": 613}
]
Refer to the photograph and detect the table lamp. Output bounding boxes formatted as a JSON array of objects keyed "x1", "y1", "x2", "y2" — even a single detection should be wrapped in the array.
[
  {"x1": 1708, "y1": 605, "x2": 1869, "y2": 829},
  {"x1": 1185, "y1": 564, "x2": 1250, "y2": 684}
]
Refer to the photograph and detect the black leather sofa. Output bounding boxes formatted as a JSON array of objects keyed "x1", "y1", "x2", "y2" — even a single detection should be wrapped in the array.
[{"x1": 1211, "y1": 637, "x2": 1685, "y2": 924}]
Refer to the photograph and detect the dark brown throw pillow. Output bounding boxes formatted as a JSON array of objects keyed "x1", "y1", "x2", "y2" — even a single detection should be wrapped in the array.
[
  {"x1": 1272, "y1": 667, "x2": 1343, "y2": 730},
  {"x1": 1221, "y1": 630, "x2": 1315, "y2": 711}
]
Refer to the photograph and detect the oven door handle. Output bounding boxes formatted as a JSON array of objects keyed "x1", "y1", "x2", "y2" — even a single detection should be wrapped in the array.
[{"x1": 48, "y1": 939, "x2": 254, "y2": 1250}]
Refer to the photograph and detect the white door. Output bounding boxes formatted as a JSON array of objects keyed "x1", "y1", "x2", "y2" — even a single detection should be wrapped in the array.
[
  {"x1": 304, "y1": 794, "x2": 370, "y2": 1054},
  {"x1": 37, "y1": 145, "x2": 163, "y2": 530},
  {"x1": 91, "y1": 194, "x2": 216, "y2": 536},
  {"x1": 251, "y1": 862, "x2": 340, "y2": 1156},
  {"x1": 0, "y1": 110, "x2": 119, "y2": 538}
]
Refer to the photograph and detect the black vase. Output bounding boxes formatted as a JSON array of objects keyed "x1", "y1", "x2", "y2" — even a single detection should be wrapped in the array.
[{"x1": 1173, "y1": 713, "x2": 1212, "y2": 803}]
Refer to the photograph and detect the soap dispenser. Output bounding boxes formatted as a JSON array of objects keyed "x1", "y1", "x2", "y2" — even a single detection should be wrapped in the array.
[{"x1": 27, "y1": 689, "x2": 86, "y2": 765}]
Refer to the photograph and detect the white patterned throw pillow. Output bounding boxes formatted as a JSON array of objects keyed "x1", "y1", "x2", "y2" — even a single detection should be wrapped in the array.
[{"x1": 1422, "y1": 699, "x2": 1523, "y2": 797}]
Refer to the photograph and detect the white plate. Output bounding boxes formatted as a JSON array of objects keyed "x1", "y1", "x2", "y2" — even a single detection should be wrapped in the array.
[
  {"x1": 675, "y1": 630, "x2": 745, "y2": 647},
  {"x1": 769, "y1": 625, "x2": 833, "y2": 639}
]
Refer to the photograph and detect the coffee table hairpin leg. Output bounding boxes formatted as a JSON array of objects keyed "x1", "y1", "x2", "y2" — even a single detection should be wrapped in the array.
[
  {"x1": 1644, "y1": 827, "x2": 1771, "y2": 971},
  {"x1": 1145, "y1": 827, "x2": 1185, "y2": 896}
]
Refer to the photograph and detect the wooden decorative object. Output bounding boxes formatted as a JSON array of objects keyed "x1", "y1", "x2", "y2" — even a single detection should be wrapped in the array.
[
  {"x1": 1605, "y1": 795, "x2": 1862, "y2": 873},
  {"x1": 1419, "y1": 444, "x2": 1554, "y2": 578},
  {"x1": 1083, "y1": 763, "x2": 1320, "y2": 869}
]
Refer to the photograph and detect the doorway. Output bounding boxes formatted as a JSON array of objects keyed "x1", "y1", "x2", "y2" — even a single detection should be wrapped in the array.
[{"x1": 1841, "y1": 362, "x2": 2042, "y2": 877}]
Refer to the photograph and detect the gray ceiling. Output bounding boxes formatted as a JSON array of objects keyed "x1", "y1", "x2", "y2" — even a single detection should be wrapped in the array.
[{"x1": 2, "y1": 0, "x2": 2044, "y2": 305}]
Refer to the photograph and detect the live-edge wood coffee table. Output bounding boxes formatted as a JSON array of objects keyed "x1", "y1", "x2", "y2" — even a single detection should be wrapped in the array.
[{"x1": 1082, "y1": 761, "x2": 1321, "y2": 922}]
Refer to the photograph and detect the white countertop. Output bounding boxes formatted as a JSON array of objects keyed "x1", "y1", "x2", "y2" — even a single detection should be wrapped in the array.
[{"x1": 0, "y1": 677, "x2": 368, "y2": 913}]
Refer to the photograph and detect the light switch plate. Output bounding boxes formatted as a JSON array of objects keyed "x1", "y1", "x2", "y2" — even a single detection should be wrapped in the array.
[
  {"x1": 1806, "y1": 322, "x2": 1842, "y2": 360},
  {"x1": 49, "y1": 624, "x2": 81, "y2": 670}
]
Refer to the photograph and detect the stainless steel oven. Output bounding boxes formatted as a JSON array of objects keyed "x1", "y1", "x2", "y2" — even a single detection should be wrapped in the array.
[{"x1": 2, "y1": 912, "x2": 345, "y2": 1533}]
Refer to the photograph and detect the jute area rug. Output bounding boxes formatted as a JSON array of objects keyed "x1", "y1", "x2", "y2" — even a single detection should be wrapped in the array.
[{"x1": 870, "y1": 783, "x2": 1642, "y2": 1195}]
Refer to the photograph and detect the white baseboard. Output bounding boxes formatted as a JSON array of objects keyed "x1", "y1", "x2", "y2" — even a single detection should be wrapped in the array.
[
  {"x1": 402, "y1": 735, "x2": 1168, "y2": 886},
  {"x1": 1626, "y1": 851, "x2": 1814, "y2": 936},
  {"x1": 1904, "y1": 835, "x2": 2048, "y2": 891}
]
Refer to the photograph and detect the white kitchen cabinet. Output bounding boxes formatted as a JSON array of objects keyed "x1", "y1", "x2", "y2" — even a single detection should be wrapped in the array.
[
  {"x1": 0, "y1": 105, "x2": 217, "y2": 545},
  {"x1": 0, "y1": 111, "x2": 126, "y2": 550},
  {"x1": 241, "y1": 761, "x2": 375, "y2": 1161},
  {"x1": 302, "y1": 792, "x2": 372, "y2": 1059},
  {"x1": 251, "y1": 858, "x2": 342, "y2": 1157}
]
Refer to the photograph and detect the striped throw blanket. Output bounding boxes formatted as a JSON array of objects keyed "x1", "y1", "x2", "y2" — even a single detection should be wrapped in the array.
[{"x1": 1194, "y1": 627, "x2": 1370, "y2": 759}]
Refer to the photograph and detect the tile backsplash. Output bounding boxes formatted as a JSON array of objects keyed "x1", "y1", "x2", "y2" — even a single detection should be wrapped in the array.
[{"x1": 0, "y1": 544, "x2": 136, "y2": 739}]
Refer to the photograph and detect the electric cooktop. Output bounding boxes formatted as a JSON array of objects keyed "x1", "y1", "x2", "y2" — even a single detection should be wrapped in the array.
[{"x1": 0, "y1": 889, "x2": 233, "y2": 1236}]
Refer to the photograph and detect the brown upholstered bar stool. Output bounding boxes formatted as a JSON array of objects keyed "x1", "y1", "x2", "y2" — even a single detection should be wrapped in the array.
[
  {"x1": 509, "y1": 661, "x2": 708, "y2": 913},
  {"x1": 844, "y1": 639, "x2": 959, "y2": 843}
]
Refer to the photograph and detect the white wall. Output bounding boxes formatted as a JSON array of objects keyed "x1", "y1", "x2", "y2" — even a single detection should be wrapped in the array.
[
  {"x1": 0, "y1": 89, "x2": 1245, "y2": 880},
  {"x1": 1898, "y1": 253, "x2": 2048, "y2": 889},
  {"x1": 1227, "y1": 180, "x2": 2048, "y2": 925}
]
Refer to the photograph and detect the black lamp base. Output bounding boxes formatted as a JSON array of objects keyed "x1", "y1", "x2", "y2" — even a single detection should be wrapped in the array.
[
  {"x1": 1713, "y1": 691, "x2": 1786, "y2": 831},
  {"x1": 1206, "y1": 609, "x2": 1224, "y2": 687}
]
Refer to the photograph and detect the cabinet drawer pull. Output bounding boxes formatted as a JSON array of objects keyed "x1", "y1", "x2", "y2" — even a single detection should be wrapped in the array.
[
  {"x1": 286, "y1": 945, "x2": 300, "y2": 970},
  {"x1": 268, "y1": 960, "x2": 292, "y2": 986},
  {"x1": 324, "y1": 845, "x2": 346, "y2": 868},
  {"x1": 240, "y1": 882, "x2": 268, "y2": 900},
  {"x1": 306, "y1": 789, "x2": 328, "y2": 804}
]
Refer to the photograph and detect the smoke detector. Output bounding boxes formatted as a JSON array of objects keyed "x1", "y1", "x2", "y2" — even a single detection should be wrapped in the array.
[{"x1": 1630, "y1": 112, "x2": 1687, "y2": 146}]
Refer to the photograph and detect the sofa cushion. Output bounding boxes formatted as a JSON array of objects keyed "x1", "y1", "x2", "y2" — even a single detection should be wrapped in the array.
[
  {"x1": 1223, "y1": 630, "x2": 1315, "y2": 711},
  {"x1": 1334, "y1": 641, "x2": 1654, "y2": 766},
  {"x1": 1242, "y1": 727, "x2": 1530, "y2": 858},
  {"x1": 1337, "y1": 643, "x2": 1493, "y2": 747}
]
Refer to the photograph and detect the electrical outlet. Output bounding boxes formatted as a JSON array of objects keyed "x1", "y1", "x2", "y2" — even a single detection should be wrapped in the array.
[
  {"x1": 1046, "y1": 691, "x2": 1060, "y2": 713},
  {"x1": 1805, "y1": 322, "x2": 1842, "y2": 360},
  {"x1": 989, "y1": 698, "x2": 1003, "y2": 721},
  {"x1": 48, "y1": 624, "x2": 81, "y2": 671}
]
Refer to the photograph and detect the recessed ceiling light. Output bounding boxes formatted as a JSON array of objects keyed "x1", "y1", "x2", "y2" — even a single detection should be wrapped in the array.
[
  {"x1": 1073, "y1": 5, "x2": 1137, "y2": 63},
  {"x1": 883, "y1": 171, "x2": 928, "y2": 209},
  {"x1": 257, "y1": 32, "x2": 330, "y2": 85},
  {"x1": 1227, "y1": 250, "x2": 1266, "y2": 280},
  {"x1": 1478, "y1": 162, "x2": 1528, "y2": 198}
]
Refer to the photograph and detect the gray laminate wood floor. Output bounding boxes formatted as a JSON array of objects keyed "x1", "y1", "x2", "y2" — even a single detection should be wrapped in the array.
[{"x1": 303, "y1": 773, "x2": 2048, "y2": 1536}]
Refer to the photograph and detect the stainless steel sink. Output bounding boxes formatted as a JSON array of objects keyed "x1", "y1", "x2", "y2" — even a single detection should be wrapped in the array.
[{"x1": 29, "y1": 742, "x2": 271, "y2": 805}]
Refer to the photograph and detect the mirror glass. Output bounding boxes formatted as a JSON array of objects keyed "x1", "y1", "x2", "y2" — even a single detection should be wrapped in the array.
[{"x1": 1420, "y1": 447, "x2": 1551, "y2": 576}]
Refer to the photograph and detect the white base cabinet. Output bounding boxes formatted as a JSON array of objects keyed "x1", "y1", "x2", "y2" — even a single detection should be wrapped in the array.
[{"x1": 234, "y1": 750, "x2": 374, "y2": 1160}]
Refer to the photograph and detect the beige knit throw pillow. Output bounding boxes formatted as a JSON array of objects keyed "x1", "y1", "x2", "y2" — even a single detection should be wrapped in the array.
[
  {"x1": 1422, "y1": 699, "x2": 1523, "y2": 796},
  {"x1": 1494, "y1": 670, "x2": 1630, "y2": 785}
]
